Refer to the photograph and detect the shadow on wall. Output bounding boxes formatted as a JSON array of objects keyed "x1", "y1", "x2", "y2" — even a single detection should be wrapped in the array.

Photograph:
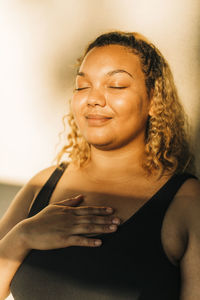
[
  {"x1": 194, "y1": 34, "x2": 200, "y2": 178},
  {"x1": 0, "y1": 183, "x2": 22, "y2": 218},
  {"x1": 195, "y1": 123, "x2": 200, "y2": 178}
]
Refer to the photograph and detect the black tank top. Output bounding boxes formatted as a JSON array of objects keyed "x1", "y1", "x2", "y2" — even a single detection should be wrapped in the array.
[{"x1": 10, "y1": 163, "x2": 197, "y2": 300}]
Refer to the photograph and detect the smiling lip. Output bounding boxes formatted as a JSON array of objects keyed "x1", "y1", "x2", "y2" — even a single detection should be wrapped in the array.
[
  {"x1": 85, "y1": 114, "x2": 112, "y2": 126},
  {"x1": 86, "y1": 114, "x2": 112, "y2": 119}
]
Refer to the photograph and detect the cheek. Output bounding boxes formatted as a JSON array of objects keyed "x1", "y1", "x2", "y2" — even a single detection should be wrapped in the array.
[
  {"x1": 70, "y1": 98, "x2": 83, "y2": 131},
  {"x1": 71, "y1": 95, "x2": 85, "y2": 119},
  {"x1": 108, "y1": 93, "x2": 137, "y2": 117}
]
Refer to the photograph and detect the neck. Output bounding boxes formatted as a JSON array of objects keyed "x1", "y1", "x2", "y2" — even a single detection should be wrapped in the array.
[{"x1": 81, "y1": 141, "x2": 147, "y2": 183}]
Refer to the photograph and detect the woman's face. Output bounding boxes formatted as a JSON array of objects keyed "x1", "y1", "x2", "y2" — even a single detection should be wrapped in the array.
[{"x1": 71, "y1": 44, "x2": 151, "y2": 150}]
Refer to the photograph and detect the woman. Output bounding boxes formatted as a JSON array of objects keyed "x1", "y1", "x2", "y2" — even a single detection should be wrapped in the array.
[{"x1": 0, "y1": 31, "x2": 200, "y2": 300}]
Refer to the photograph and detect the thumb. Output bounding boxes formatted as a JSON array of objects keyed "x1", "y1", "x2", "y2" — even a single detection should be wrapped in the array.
[{"x1": 62, "y1": 195, "x2": 84, "y2": 207}]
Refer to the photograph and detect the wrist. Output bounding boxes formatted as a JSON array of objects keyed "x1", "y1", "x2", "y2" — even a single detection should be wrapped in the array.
[
  {"x1": 15, "y1": 219, "x2": 32, "y2": 251},
  {"x1": 0, "y1": 221, "x2": 31, "y2": 263}
]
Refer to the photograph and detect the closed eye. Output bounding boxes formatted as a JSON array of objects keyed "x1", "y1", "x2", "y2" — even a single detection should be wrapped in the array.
[
  {"x1": 74, "y1": 87, "x2": 89, "y2": 91},
  {"x1": 109, "y1": 86, "x2": 127, "y2": 89},
  {"x1": 74, "y1": 86, "x2": 127, "y2": 91}
]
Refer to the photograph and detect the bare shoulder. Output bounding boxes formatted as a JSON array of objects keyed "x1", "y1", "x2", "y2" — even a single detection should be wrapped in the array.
[
  {"x1": 0, "y1": 165, "x2": 58, "y2": 239},
  {"x1": 177, "y1": 176, "x2": 200, "y2": 226},
  {"x1": 171, "y1": 176, "x2": 200, "y2": 232},
  {"x1": 161, "y1": 176, "x2": 200, "y2": 266},
  {"x1": 163, "y1": 176, "x2": 200, "y2": 298},
  {"x1": 175, "y1": 176, "x2": 200, "y2": 198},
  {"x1": 166, "y1": 174, "x2": 198, "y2": 207},
  {"x1": 29, "y1": 165, "x2": 59, "y2": 195},
  {"x1": 175, "y1": 177, "x2": 200, "y2": 299},
  {"x1": 174, "y1": 177, "x2": 200, "y2": 227},
  {"x1": 19, "y1": 164, "x2": 59, "y2": 207}
]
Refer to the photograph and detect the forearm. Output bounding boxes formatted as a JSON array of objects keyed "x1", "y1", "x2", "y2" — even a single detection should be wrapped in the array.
[{"x1": 0, "y1": 221, "x2": 30, "y2": 300}]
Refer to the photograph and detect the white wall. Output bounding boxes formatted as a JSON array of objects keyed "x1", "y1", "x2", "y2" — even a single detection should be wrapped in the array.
[{"x1": 0, "y1": 0, "x2": 199, "y2": 185}]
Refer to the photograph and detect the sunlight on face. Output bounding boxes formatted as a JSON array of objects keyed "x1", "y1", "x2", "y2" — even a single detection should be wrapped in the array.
[{"x1": 71, "y1": 45, "x2": 151, "y2": 150}]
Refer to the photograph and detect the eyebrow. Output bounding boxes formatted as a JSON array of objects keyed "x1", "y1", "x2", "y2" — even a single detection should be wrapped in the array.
[{"x1": 76, "y1": 69, "x2": 133, "y2": 78}]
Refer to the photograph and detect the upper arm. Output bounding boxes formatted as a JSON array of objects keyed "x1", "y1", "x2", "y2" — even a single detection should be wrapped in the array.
[
  {"x1": 0, "y1": 165, "x2": 57, "y2": 240},
  {"x1": 179, "y1": 179, "x2": 200, "y2": 299}
]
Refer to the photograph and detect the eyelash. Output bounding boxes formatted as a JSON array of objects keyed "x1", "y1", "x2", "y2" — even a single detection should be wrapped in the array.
[
  {"x1": 75, "y1": 86, "x2": 127, "y2": 91},
  {"x1": 109, "y1": 86, "x2": 127, "y2": 89}
]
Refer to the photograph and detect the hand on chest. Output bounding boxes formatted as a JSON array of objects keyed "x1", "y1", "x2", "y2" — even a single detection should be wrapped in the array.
[{"x1": 50, "y1": 178, "x2": 157, "y2": 225}]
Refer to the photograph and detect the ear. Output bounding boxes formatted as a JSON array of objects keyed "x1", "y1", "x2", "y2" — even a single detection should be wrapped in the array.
[{"x1": 148, "y1": 104, "x2": 154, "y2": 117}]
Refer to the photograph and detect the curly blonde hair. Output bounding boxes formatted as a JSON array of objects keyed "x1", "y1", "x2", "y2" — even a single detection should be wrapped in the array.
[{"x1": 55, "y1": 31, "x2": 195, "y2": 176}]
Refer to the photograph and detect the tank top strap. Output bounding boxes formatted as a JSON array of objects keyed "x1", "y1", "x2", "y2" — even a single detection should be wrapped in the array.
[
  {"x1": 155, "y1": 172, "x2": 198, "y2": 217},
  {"x1": 28, "y1": 162, "x2": 68, "y2": 218},
  {"x1": 161, "y1": 172, "x2": 197, "y2": 198}
]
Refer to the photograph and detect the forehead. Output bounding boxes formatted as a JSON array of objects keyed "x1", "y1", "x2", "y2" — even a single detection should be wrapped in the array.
[{"x1": 78, "y1": 45, "x2": 142, "y2": 76}]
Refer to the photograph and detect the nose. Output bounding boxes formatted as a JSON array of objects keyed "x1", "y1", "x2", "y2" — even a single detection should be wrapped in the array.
[{"x1": 87, "y1": 88, "x2": 106, "y2": 107}]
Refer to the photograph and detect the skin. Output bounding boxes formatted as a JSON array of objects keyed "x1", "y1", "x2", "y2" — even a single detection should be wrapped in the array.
[
  {"x1": 70, "y1": 44, "x2": 200, "y2": 298},
  {"x1": 0, "y1": 44, "x2": 200, "y2": 300},
  {"x1": 71, "y1": 45, "x2": 153, "y2": 180}
]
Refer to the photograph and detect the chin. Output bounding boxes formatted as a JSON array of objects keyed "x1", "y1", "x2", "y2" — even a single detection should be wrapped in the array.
[
  {"x1": 87, "y1": 139, "x2": 112, "y2": 148},
  {"x1": 91, "y1": 143, "x2": 113, "y2": 150},
  {"x1": 84, "y1": 136, "x2": 113, "y2": 149},
  {"x1": 83, "y1": 130, "x2": 111, "y2": 143}
]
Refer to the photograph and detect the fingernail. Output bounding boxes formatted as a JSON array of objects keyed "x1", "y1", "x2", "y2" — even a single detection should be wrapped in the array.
[
  {"x1": 106, "y1": 207, "x2": 113, "y2": 213},
  {"x1": 112, "y1": 218, "x2": 120, "y2": 224},
  {"x1": 109, "y1": 225, "x2": 117, "y2": 230},
  {"x1": 95, "y1": 240, "x2": 102, "y2": 246}
]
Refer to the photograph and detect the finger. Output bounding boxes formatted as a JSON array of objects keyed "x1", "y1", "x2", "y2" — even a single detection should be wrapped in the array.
[
  {"x1": 54, "y1": 195, "x2": 84, "y2": 207},
  {"x1": 67, "y1": 235, "x2": 102, "y2": 247},
  {"x1": 73, "y1": 206, "x2": 114, "y2": 216},
  {"x1": 72, "y1": 223, "x2": 118, "y2": 235},
  {"x1": 75, "y1": 215, "x2": 120, "y2": 225}
]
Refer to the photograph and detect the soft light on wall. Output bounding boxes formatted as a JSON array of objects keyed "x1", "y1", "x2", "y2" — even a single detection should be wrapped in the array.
[{"x1": 0, "y1": 0, "x2": 199, "y2": 185}]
